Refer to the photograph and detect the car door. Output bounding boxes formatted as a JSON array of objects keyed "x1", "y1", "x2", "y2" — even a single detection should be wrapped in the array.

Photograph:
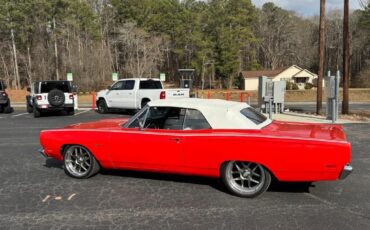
[
  {"x1": 119, "y1": 80, "x2": 136, "y2": 109},
  {"x1": 106, "y1": 81, "x2": 125, "y2": 108},
  {"x1": 108, "y1": 106, "x2": 186, "y2": 172}
]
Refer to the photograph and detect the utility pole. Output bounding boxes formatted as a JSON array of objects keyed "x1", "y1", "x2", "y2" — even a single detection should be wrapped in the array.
[
  {"x1": 342, "y1": 0, "x2": 350, "y2": 114},
  {"x1": 317, "y1": 0, "x2": 325, "y2": 115},
  {"x1": 53, "y1": 17, "x2": 59, "y2": 80}
]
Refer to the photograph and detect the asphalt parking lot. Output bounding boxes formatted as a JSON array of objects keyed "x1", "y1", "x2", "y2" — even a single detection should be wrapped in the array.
[{"x1": 0, "y1": 110, "x2": 370, "y2": 229}]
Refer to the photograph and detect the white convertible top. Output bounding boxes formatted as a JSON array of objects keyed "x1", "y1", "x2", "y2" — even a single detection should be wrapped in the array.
[{"x1": 148, "y1": 98, "x2": 271, "y2": 129}]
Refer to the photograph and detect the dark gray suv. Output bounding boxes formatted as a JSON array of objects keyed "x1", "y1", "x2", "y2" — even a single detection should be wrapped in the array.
[{"x1": 0, "y1": 80, "x2": 13, "y2": 113}]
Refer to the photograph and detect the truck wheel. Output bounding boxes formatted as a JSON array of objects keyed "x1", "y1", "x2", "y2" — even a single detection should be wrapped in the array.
[
  {"x1": 3, "y1": 102, "x2": 13, "y2": 114},
  {"x1": 97, "y1": 99, "x2": 108, "y2": 114},
  {"x1": 141, "y1": 99, "x2": 150, "y2": 109},
  {"x1": 67, "y1": 108, "x2": 75, "y2": 116},
  {"x1": 33, "y1": 107, "x2": 41, "y2": 118},
  {"x1": 26, "y1": 104, "x2": 33, "y2": 113}
]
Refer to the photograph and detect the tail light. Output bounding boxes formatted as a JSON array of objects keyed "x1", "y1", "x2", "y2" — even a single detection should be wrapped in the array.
[
  {"x1": 1, "y1": 92, "x2": 6, "y2": 97},
  {"x1": 160, "y1": 91, "x2": 166, "y2": 99},
  {"x1": 69, "y1": 94, "x2": 74, "y2": 100},
  {"x1": 36, "y1": 95, "x2": 42, "y2": 100}
]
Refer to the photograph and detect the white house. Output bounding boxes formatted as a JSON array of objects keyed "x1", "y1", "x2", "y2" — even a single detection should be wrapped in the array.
[{"x1": 239, "y1": 65, "x2": 319, "y2": 91}]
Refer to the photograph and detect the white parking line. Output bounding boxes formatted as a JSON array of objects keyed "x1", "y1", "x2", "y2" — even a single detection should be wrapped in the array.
[
  {"x1": 74, "y1": 110, "x2": 91, "y2": 116},
  {"x1": 68, "y1": 193, "x2": 76, "y2": 200},
  {"x1": 12, "y1": 112, "x2": 28, "y2": 118}
]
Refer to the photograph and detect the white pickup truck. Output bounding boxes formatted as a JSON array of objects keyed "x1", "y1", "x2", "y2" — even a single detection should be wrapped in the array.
[{"x1": 96, "y1": 78, "x2": 190, "y2": 113}]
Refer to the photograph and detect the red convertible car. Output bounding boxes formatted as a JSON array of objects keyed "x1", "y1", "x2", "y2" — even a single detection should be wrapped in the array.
[{"x1": 39, "y1": 98, "x2": 352, "y2": 197}]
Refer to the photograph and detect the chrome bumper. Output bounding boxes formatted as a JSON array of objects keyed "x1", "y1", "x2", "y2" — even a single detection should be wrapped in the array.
[
  {"x1": 38, "y1": 148, "x2": 49, "y2": 159},
  {"x1": 339, "y1": 164, "x2": 353, "y2": 180}
]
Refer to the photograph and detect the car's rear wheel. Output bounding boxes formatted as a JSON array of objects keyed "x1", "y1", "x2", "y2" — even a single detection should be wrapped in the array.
[
  {"x1": 141, "y1": 99, "x2": 150, "y2": 109},
  {"x1": 67, "y1": 108, "x2": 75, "y2": 115},
  {"x1": 63, "y1": 145, "x2": 100, "y2": 179},
  {"x1": 3, "y1": 101, "x2": 13, "y2": 114},
  {"x1": 221, "y1": 161, "x2": 271, "y2": 198},
  {"x1": 33, "y1": 107, "x2": 41, "y2": 118},
  {"x1": 97, "y1": 99, "x2": 108, "y2": 114},
  {"x1": 26, "y1": 104, "x2": 33, "y2": 113}
]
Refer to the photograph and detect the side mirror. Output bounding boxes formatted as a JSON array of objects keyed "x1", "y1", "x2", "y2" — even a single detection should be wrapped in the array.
[
  {"x1": 107, "y1": 86, "x2": 112, "y2": 90},
  {"x1": 27, "y1": 87, "x2": 31, "y2": 92}
]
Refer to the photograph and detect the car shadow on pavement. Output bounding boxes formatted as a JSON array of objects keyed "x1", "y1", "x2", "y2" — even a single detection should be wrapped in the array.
[
  {"x1": 268, "y1": 180, "x2": 314, "y2": 193},
  {"x1": 42, "y1": 160, "x2": 315, "y2": 195},
  {"x1": 44, "y1": 158, "x2": 63, "y2": 169}
]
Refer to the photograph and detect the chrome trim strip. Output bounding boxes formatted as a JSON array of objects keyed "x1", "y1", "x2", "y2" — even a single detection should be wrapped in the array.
[
  {"x1": 339, "y1": 164, "x2": 353, "y2": 180},
  {"x1": 38, "y1": 148, "x2": 48, "y2": 159}
]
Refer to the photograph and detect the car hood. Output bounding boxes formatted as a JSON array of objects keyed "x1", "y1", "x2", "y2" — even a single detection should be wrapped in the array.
[
  {"x1": 64, "y1": 118, "x2": 129, "y2": 129},
  {"x1": 262, "y1": 120, "x2": 347, "y2": 142}
]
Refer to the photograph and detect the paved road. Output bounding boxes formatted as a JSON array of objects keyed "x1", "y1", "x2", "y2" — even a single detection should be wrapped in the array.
[{"x1": 0, "y1": 110, "x2": 369, "y2": 229}]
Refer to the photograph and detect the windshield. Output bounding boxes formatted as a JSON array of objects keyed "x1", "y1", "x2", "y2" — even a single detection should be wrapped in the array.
[
  {"x1": 240, "y1": 107, "x2": 267, "y2": 125},
  {"x1": 123, "y1": 106, "x2": 149, "y2": 128}
]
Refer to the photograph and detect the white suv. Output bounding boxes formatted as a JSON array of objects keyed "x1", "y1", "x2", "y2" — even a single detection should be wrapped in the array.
[{"x1": 26, "y1": 81, "x2": 75, "y2": 118}]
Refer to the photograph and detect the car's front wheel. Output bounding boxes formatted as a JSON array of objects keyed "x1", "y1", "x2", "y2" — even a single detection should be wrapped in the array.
[
  {"x1": 97, "y1": 99, "x2": 108, "y2": 114},
  {"x1": 221, "y1": 161, "x2": 271, "y2": 198},
  {"x1": 63, "y1": 145, "x2": 100, "y2": 179}
]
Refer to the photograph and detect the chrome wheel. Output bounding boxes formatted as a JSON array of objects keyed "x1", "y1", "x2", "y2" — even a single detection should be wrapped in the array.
[
  {"x1": 64, "y1": 145, "x2": 92, "y2": 177},
  {"x1": 222, "y1": 161, "x2": 271, "y2": 197}
]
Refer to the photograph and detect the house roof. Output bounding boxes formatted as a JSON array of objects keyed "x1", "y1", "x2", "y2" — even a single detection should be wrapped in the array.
[
  {"x1": 292, "y1": 69, "x2": 318, "y2": 78},
  {"x1": 240, "y1": 65, "x2": 317, "y2": 79}
]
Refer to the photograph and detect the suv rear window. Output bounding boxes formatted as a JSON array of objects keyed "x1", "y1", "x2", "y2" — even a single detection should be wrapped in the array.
[
  {"x1": 240, "y1": 107, "x2": 267, "y2": 125},
  {"x1": 139, "y1": 80, "x2": 162, "y2": 89},
  {"x1": 40, "y1": 82, "x2": 71, "y2": 93}
]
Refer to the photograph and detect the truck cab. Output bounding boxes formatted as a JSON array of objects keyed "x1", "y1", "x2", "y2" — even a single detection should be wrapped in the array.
[{"x1": 96, "y1": 78, "x2": 189, "y2": 113}]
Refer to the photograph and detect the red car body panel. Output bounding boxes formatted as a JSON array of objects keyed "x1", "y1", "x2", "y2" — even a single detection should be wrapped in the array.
[{"x1": 39, "y1": 119, "x2": 351, "y2": 182}]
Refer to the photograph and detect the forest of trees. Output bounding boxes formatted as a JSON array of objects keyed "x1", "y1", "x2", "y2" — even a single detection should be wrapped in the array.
[{"x1": 0, "y1": 0, "x2": 370, "y2": 91}]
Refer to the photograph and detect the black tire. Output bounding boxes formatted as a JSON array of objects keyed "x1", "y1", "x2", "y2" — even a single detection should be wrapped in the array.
[
  {"x1": 67, "y1": 108, "x2": 75, "y2": 115},
  {"x1": 48, "y1": 89, "x2": 65, "y2": 107},
  {"x1": 221, "y1": 161, "x2": 271, "y2": 198},
  {"x1": 27, "y1": 104, "x2": 33, "y2": 113},
  {"x1": 97, "y1": 99, "x2": 108, "y2": 114},
  {"x1": 33, "y1": 107, "x2": 41, "y2": 118},
  {"x1": 141, "y1": 99, "x2": 150, "y2": 109},
  {"x1": 63, "y1": 145, "x2": 100, "y2": 179},
  {"x1": 3, "y1": 102, "x2": 13, "y2": 114},
  {"x1": 0, "y1": 105, "x2": 3, "y2": 113},
  {"x1": 26, "y1": 96, "x2": 33, "y2": 113}
]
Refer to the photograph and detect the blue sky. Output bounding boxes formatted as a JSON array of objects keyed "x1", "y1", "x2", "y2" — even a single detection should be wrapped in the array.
[{"x1": 251, "y1": 0, "x2": 365, "y2": 16}]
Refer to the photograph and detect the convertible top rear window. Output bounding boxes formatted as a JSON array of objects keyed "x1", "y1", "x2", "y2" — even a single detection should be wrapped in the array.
[{"x1": 240, "y1": 107, "x2": 267, "y2": 125}]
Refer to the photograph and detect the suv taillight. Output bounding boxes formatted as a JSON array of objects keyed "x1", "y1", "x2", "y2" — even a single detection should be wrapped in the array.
[
  {"x1": 1, "y1": 92, "x2": 6, "y2": 97},
  {"x1": 160, "y1": 91, "x2": 166, "y2": 99},
  {"x1": 36, "y1": 95, "x2": 42, "y2": 100},
  {"x1": 69, "y1": 94, "x2": 74, "y2": 100}
]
